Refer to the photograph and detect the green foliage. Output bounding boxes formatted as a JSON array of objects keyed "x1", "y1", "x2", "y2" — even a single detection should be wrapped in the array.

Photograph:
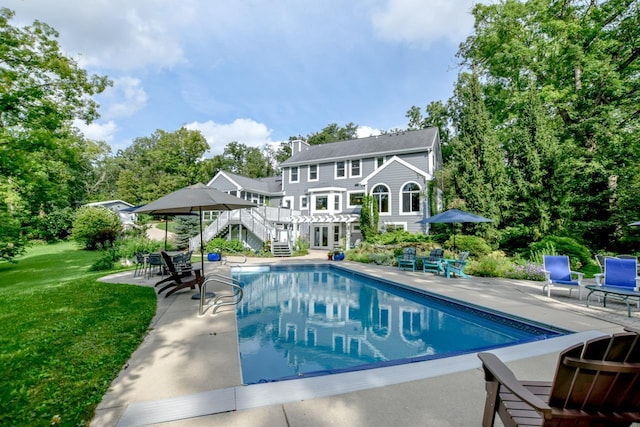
[
  {"x1": 173, "y1": 216, "x2": 200, "y2": 250},
  {"x1": 0, "y1": 242, "x2": 156, "y2": 426},
  {"x1": 89, "y1": 246, "x2": 121, "y2": 271},
  {"x1": 33, "y1": 207, "x2": 75, "y2": 242},
  {"x1": 71, "y1": 206, "x2": 122, "y2": 250},
  {"x1": 306, "y1": 122, "x2": 359, "y2": 145},
  {"x1": 360, "y1": 194, "x2": 378, "y2": 241},
  {"x1": 205, "y1": 238, "x2": 246, "y2": 254},
  {"x1": 444, "y1": 234, "x2": 492, "y2": 256},
  {"x1": 292, "y1": 237, "x2": 310, "y2": 256},
  {"x1": 369, "y1": 230, "x2": 431, "y2": 245},
  {"x1": 114, "y1": 236, "x2": 161, "y2": 260},
  {"x1": 528, "y1": 236, "x2": 592, "y2": 269}
]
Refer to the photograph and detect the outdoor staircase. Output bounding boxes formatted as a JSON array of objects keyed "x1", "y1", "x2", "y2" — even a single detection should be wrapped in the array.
[{"x1": 271, "y1": 241, "x2": 292, "y2": 257}]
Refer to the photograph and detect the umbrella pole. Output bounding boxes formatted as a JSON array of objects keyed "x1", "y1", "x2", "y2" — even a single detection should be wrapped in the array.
[
  {"x1": 164, "y1": 215, "x2": 168, "y2": 250},
  {"x1": 199, "y1": 207, "x2": 205, "y2": 275}
]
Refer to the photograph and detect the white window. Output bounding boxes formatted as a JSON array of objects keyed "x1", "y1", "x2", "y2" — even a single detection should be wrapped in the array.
[
  {"x1": 315, "y1": 195, "x2": 328, "y2": 211},
  {"x1": 376, "y1": 156, "x2": 386, "y2": 169},
  {"x1": 350, "y1": 159, "x2": 361, "y2": 177},
  {"x1": 282, "y1": 196, "x2": 293, "y2": 209},
  {"x1": 335, "y1": 161, "x2": 346, "y2": 179},
  {"x1": 401, "y1": 182, "x2": 421, "y2": 214},
  {"x1": 385, "y1": 222, "x2": 406, "y2": 232},
  {"x1": 347, "y1": 191, "x2": 364, "y2": 207},
  {"x1": 290, "y1": 166, "x2": 299, "y2": 183},
  {"x1": 300, "y1": 195, "x2": 308, "y2": 210},
  {"x1": 372, "y1": 184, "x2": 390, "y2": 214},
  {"x1": 308, "y1": 164, "x2": 318, "y2": 181},
  {"x1": 333, "y1": 194, "x2": 342, "y2": 212}
]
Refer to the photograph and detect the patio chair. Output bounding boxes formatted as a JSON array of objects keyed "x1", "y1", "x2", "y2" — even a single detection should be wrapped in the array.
[
  {"x1": 478, "y1": 329, "x2": 640, "y2": 427},
  {"x1": 422, "y1": 248, "x2": 444, "y2": 274},
  {"x1": 146, "y1": 253, "x2": 164, "y2": 279},
  {"x1": 133, "y1": 252, "x2": 147, "y2": 278},
  {"x1": 542, "y1": 255, "x2": 583, "y2": 299},
  {"x1": 157, "y1": 250, "x2": 202, "y2": 297},
  {"x1": 441, "y1": 251, "x2": 469, "y2": 278},
  {"x1": 397, "y1": 247, "x2": 417, "y2": 271},
  {"x1": 586, "y1": 257, "x2": 640, "y2": 317}
]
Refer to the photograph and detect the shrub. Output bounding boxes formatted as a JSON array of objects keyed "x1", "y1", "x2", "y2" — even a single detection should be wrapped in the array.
[
  {"x1": 528, "y1": 236, "x2": 592, "y2": 270},
  {"x1": 72, "y1": 206, "x2": 122, "y2": 250},
  {"x1": 89, "y1": 245, "x2": 121, "y2": 271},
  {"x1": 205, "y1": 238, "x2": 247, "y2": 254},
  {"x1": 118, "y1": 236, "x2": 161, "y2": 260},
  {"x1": 445, "y1": 235, "x2": 492, "y2": 256},
  {"x1": 34, "y1": 207, "x2": 75, "y2": 242},
  {"x1": 466, "y1": 251, "x2": 510, "y2": 277},
  {"x1": 506, "y1": 261, "x2": 546, "y2": 281},
  {"x1": 292, "y1": 237, "x2": 309, "y2": 256}
]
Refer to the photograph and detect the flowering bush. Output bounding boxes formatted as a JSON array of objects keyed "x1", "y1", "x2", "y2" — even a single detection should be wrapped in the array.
[{"x1": 506, "y1": 262, "x2": 545, "y2": 281}]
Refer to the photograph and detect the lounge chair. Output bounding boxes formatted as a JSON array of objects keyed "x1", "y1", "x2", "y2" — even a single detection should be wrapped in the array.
[
  {"x1": 157, "y1": 250, "x2": 202, "y2": 297},
  {"x1": 441, "y1": 251, "x2": 469, "y2": 278},
  {"x1": 586, "y1": 257, "x2": 640, "y2": 317},
  {"x1": 397, "y1": 247, "x2": 417, "y2": 271},
  {"x1": 478, "y1": 329, "x2": 640, "y2": 427},
  {"x1": 542, "y1": 255, "x2": 583, "y2": 299},
  {"x1": 422, "y1": 248, "x2": 444, "y2": 274}
]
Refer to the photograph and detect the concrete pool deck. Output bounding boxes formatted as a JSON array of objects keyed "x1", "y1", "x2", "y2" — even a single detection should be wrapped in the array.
[{"x1": 92, "y1": 251, "x2": 640, "y2": 426}]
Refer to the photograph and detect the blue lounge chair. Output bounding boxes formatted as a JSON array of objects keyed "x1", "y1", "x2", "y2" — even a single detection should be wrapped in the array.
[
  {"x1": 397, "y1": 247, "x2": 417, "y2": 271},
  {"x1": 542, "y1": 255, "x2": 583, "y2": 299},
  {"x1": 586, "y1": 257, "x2": 640, "y2": 316},
  {"x1": 442, "y1": 251, "x2": 469, "y2": 279}
]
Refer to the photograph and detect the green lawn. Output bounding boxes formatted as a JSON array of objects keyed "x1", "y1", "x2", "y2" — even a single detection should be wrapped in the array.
[{"x1": 0, "y1": 242, "x2": 156, "y2": 426}]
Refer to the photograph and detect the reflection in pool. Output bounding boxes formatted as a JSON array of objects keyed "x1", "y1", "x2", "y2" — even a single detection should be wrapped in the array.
[{"x1": 233, "y1": 264, "x2": 566, "y2": 384}]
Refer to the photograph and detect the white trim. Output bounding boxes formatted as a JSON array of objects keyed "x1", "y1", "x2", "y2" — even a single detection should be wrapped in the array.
[
  {"x1": 308, "y1": 187, "x2": 347, "y2": 193},
  {"x1": 282, "y1": 196, "x2": 294, "y2": 209},
  {"x1": 333, "y1": 193, "x2": 342, "y2": 213},
  {"x1": 383, "y1": 221, "x2": 407, "y2": 231},
  {"x1": 300, "y1": 195, "x2": 309, "y2": 210},
  {"x1": 289, "y1": 166, "x2": 300, "y2": 183},
  {"x1": 349, "y1": 159, "x2": 362, "y2": 178},
  {"x1": 359, "y1": 155, "x2": 431, "y2": 186},
  {"x1": 207, "y1": 171, "x2": 242, "y2": 192},
  {"x1": 399, "y1": 181, "x2": 422, "y2": 216},
  {"x1": 371, "y1": 183, "x2": 391, "y2": 216},
  {"x1": 308, "y1": 164, "x2": 319, "y2": 182},
  {"x1": 347, "y1": 190, "x2": 365, "y2": 208},
  {"x1": 311, "y1": 194, "x2": 329, "y2": 214},
  {"x1": 335, "y1": 160, "x2": 347, "y2": 180}
]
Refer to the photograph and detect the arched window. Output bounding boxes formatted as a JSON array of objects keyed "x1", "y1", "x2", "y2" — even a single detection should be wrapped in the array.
[
  {"x1": 372, "y1": 184, "x2": 390, "y2": 214},
  {"x1": 401, "y1": 182, "x2": 421, "y2": 213}
]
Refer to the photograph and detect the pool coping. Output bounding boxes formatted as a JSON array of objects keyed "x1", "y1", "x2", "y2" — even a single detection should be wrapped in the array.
[{"x1": 117, "y1": 330, "x2": 605, "y2": 426}]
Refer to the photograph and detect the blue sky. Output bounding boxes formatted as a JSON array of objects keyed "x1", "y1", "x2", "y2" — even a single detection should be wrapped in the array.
[{"x1": 7, "y1": 1, "x2": 478, "y2": 156}]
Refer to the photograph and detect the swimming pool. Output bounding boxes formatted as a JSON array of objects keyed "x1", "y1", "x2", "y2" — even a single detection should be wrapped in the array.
[{"x1": 232, "y1": 264, "x2": 567, "y2": 385}]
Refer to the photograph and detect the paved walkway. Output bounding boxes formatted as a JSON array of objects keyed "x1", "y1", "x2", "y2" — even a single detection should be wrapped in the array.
[{"x1": 92, "y1": 252, "x2": 640, "y2": 426}]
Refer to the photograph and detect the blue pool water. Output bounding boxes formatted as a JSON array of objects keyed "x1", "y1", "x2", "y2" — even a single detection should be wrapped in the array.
[{"x1": 233, "y1": 264, "x2": 566, "y2": 385}]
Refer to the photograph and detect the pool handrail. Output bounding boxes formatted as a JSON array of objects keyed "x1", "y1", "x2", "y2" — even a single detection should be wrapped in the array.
[{"x1": 199, "y1": 273, "x2": 244, "y2": 316}]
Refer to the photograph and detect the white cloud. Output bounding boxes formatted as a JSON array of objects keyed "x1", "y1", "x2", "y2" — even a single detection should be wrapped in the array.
[
  {"x1": 185, "y1": 119, "x2": 275, "y2": 156},
  {"x1": 357, "y1": 126, "x2": 382, "y2": 138},
  {"x1": 371, "y1": 0, "x2": 477, "y2": 46},
  {"x1": 9, "y1": 0, "x2": 193, "y2": 71},
  {"x1": 100, "y1": 77, "x2": 148, "y2": 119},
  {"x1": 73, "y1": 119, "x2": 118, "y2": 143}
]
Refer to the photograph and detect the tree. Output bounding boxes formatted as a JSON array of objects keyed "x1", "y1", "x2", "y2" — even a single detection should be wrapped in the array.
[
  {"x1": 360, "y1": 195, "x2": 378, "y2": 242},
  {"x1": 0, "y1": 8, "x2": 110, "y2": 259},
  {"x1": 71, "y1": 206, "x2": 122, "y2": 250},
  {"x1": 458, "y1": 0, "x2": 640, "y2": 249},
  {"x1": 307, "y1": 123, "x2": 359, "y2": 145},
  {"x1": 447, "y1": 71, "x2": 509, "y2": 237}
]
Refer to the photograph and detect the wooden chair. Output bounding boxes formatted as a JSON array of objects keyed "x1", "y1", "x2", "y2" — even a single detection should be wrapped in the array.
[
  {"x1": 442, "y1": 251, "x2": 469, "y2": 278},
  {"x1": 157, "y1": 250, "x2": 202, "y2": 297},
  {"x1": 478, "y1": 329, "x2": 640, "y2": 427},
  {"x1": 422, "y1": 248, "x2": 444, "y2": 274},
  {"x1": 397, "y1": 247, "x2": 417, "y2": 271}
]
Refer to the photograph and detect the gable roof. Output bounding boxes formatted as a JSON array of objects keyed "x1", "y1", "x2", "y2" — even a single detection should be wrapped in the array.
[
  {"x1": 359, "y1": 155, "x2": 432, "y2": 185},
  {"x1": 280, "y1": 127, "x2": 438, "y2": 167},
  {"x1": 208, "y1": 171, "x2": 282, "y2": 195}
]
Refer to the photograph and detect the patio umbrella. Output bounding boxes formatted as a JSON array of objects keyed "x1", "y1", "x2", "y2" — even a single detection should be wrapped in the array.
[
  {"x1": 134, "y1": 183, "x2": 257, "y2": 275},
  {"x1": 417, "y1": 208, "x2": 493, "y2": 249}
]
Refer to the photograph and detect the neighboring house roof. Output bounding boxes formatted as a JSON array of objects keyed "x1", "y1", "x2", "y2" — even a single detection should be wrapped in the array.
[
  {"x1": 280, "y1": 127, "x2": 438, "y2": 167},
  {"x1": 209, "y1": 171, "x2": 283, "y2": 195},
  {"x1": 85, "y1": 200, "x2": 134, "y2": 209}
]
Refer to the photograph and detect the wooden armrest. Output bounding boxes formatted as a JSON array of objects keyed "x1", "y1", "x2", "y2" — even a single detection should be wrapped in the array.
[
  {"x1": 564, "y1": 356, "x2": 640, "y2": 373},
  {"x1": 478, "y1": 352, "x2": 552, "y2": 413}
]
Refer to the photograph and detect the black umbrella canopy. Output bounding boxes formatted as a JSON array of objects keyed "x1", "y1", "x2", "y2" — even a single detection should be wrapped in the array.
[
  {"x1": 418, "y1": 208, "x2": 493, "y2": 250},
  {"x1": 418, "y1": 208, "x2": 494, "y2": 224},
  {"x1": 133, "y1": 183, "x2": 257, "y2": 215},
  {"x1": 134, "y1": 183, "x2": 257, "y2": 278}
]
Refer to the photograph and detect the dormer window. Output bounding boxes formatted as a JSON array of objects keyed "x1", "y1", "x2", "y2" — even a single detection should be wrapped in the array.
[{"x1": 335, "y1": 161, "x2": 346, "y2": 179}]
